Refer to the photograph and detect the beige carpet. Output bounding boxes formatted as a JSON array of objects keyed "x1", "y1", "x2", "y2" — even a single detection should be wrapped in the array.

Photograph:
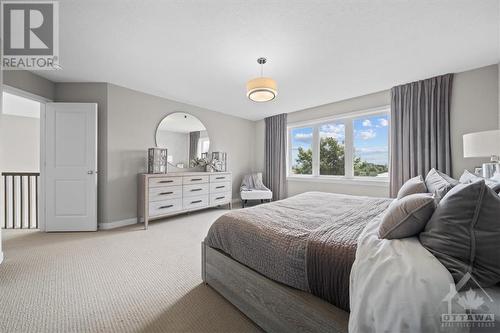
[{"x1": 0, "y1": 208, "x2": 262, "y2": 333}]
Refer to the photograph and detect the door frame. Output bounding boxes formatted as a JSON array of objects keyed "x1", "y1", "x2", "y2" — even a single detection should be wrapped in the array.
[{"x1": 1, "y1": 85, "x2": 51, "y2": 231}]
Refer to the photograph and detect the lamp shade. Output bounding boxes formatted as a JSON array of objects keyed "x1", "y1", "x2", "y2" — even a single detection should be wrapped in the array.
[
  {"x1": 246, "y1": 77, "x2": 277, "y2": 102},
  {"x1": 463, "y1": 130, "x2": 500, "y2": 158}
]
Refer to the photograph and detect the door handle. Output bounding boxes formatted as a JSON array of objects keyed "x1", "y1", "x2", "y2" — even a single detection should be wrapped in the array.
[{"x1": 87, "y1": 170, "x2": 94, "y2": 175}]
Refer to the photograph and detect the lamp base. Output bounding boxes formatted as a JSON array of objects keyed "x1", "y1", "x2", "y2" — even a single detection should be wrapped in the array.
[{"x1": 482, "y1": 162, "x2": 500, "y2": 179}]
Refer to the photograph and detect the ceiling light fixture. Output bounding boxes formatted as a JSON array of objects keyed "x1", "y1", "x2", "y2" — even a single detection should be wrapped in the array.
[{"x1": 246, "y1": 57, "x2": 277, "y2": 102}]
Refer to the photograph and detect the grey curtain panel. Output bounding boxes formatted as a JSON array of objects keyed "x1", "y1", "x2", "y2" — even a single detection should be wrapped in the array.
[
  {"x1": 189, "y1": 131, "x2": 200, "y2": 165},
  {"x1": 265, "y1": 113, "x2": 287, "y2": 200},
  {"x1": 390, "y1": 73, "x2": 453, "y2": 197}
]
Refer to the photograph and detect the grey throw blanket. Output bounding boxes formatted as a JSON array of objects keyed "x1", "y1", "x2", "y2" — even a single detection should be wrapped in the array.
[
  {"x1": 205, "y1": 192, "x2": 392, "y2": 311},
  {"x1": 240, "y1": 173, "x2": 269, "y2": 191},
  {"x1": 306, "y1": 199, "x2": 391, "y2": 310}
]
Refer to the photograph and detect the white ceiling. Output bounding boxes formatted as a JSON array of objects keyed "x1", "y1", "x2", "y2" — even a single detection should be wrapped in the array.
[{"x1": 38, "y1": 0, "x2": 500, "y2": 121}]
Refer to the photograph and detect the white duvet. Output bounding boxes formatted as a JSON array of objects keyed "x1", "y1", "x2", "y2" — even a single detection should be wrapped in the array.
[{"x1": 349, "y1": 216, "x2": 469, "y2": 333}]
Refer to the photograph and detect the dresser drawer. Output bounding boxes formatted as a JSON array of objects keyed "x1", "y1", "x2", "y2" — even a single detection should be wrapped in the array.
[
  {"x1": 210, "y1": 181, "x2": 231, "y2": 194},
  {"x1": 148, "y1": 185, "x2": 182, "y2": 202},
  {"x1": 149, "y1": 177, "x2": 182, "y2": 188},
  {"x1": 210, "y1": 192, "x2": 232, "y2": 206},
  {"x1": 183, "y1": 183, "x2": 209, "y2": 197},
  {"x1": 183, "y1": 175, "x2": 209, "y2": 185},
  {"x1": 149, "y1": 199, "x2": 182, "y2": 217},
  {"x1": 210, "y1": 174, "x2": 231, "y2": 183},
  {"x1": 183, "y1": 195, "x2": 209, "y2": 210}
]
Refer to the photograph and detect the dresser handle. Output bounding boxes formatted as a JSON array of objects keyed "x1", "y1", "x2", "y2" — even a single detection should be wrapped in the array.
[
  {"x1": 191, "y1": 200, "x2": 202, "y2": 204},
  {"x1": 191, "y1": 188, "x2": 202, "y2": 192},
  {"x1": 191, "y1": 178, "x2": 202, "y2": 181},
  {"x1": 159, "y1": 204, "x2": 173, "y2": 209},
  {"x1": 159, "y1": 180, "x2": 174, "y2": 183},
  {"x1": 216, "y1": 186, "x2": 225, "y2": 189},
  {"x1": 160, "y1": 191, "x2": 173, "y2": 195},
  {"x1": 216, "y1": 196, "x2": 225, "y2": 200},
  {"x1": 216, "y1": 176, "x2": 225, "y2": 179}
]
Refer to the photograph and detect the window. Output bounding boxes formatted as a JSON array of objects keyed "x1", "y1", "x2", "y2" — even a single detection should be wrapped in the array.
[
  {"x1": 353, "y1": 114, "x2": 389, "y2": 177},
  {"x1": 290, "y1": 126, "x2": 313, "y2": 175},
  {"x1": 319, "y1": 122, "x2": 345, "y2": 176},
  {"x1": 287, "y1": 108, "x2": 390, "y2": 180}
]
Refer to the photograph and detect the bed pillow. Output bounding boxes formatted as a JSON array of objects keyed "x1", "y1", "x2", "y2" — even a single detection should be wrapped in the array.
[
  {"x1": 378, "y1": 193, "x2": 435, "y2": 239},
  {"x1": 459, "y1": 169, "x2": 500, "y2": 193},
  {"x1": 419, "y1": 180, "x2": 500, "y2": 287},
  {"x1": 424, "y1": 168, "x2": 458, "y2": 202},
  {"x1": 397, "y1": 175, "x2": 427, "y2": 199}
]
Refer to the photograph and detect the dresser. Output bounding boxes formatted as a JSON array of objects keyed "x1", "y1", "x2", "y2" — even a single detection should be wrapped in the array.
[{"x1": 138, "y1": 172, "x2": 232, "y2": 229}]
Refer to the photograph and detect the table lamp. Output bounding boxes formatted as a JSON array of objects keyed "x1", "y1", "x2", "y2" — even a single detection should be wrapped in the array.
[{"x1": 463, "y1": 129, "x2": 500, "y2": 178}]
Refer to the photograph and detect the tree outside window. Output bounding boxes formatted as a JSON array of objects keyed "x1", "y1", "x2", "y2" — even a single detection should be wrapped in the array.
[{"x1": 289, "y1": 111, "x2": 390, "y2": 178}]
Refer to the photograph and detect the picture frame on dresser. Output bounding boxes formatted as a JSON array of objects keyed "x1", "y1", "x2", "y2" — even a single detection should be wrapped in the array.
[{"x1": 138, "y1": 172, "x2": 232, "y2": 229}]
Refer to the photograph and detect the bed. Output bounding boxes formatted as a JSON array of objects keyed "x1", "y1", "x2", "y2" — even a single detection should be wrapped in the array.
[{"x1": 201, "y1": 192, "x2": 474, "y2": 333}]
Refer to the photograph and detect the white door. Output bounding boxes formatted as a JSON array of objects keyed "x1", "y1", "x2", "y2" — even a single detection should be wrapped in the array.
[{"x1": 44, "y1": 103, "x2": 97, "y2": 231}]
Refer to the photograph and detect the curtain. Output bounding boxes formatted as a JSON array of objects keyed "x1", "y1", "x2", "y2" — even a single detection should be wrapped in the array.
[
  {"x1": 189, "y1": 131, "x2": 200, "y2": 165},
  {"x1": 264, "y1": 113, "x2": 287, "y2": 200},
  {"x1": 390, "y1": 73, "x2": 453, "y2": 197}
]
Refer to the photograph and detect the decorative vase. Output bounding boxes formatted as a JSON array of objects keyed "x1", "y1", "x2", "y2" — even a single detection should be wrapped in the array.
[{"x1": 148, "y1": 148, "x2": 167, "y2": 173}]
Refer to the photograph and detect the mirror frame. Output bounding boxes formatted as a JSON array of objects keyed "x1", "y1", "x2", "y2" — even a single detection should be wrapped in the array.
[{"x1": 154, "y1": 112, "x2": 210, "y2": 171}]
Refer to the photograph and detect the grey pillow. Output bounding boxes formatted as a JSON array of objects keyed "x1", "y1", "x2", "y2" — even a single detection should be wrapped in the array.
[
  {"x1": 419, "y1": 180, "x2": 500, "y2": 287},
  {"x1": 378, "y1": 193, "x2": 435, "y2": 239},
  {"x1": 425, "y1": 168, "x2": 459, "y2": 202},
  {"x1": 459, "y1": 169, "x2": 500, "y2": 193},
  {"x1": 397, "y1": 175, "x2": 427, "y2": 199}
]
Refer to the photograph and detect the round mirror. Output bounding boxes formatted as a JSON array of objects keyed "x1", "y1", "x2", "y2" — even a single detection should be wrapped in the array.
[{"x1": 155, "y1": 112, "x2": 209, "y2": 169}]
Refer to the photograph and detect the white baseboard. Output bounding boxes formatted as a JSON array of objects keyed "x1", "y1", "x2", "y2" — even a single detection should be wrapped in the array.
[
  {"x1": 0, "y1": 251, "x2": 4, "y2": 264},
  {"x1": 99, "y1": 200, "x2": 239, "y2": 230},
  {"x1": 98, "y1": 218, "x2": 137, "y2": 230}
]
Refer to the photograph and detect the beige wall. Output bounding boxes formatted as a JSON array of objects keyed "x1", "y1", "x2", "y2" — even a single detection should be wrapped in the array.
[
  {"x1": 254, "y1": 90, "x2": 391, "y2": 198},
  {"x1": 106, "y1": 84, "x2": 255, "y2": 223},
  {"x1": 2, "y1": 64, "x2": 498, "y2": 226},
  {"x1": 1, "y1": 60, "x2": 3, "y2": 259},
  {"x1": 451, "y1": 64, "x2": 499, "y2": 178},
  {"x1": 52, "y1": 81, "x2": 256, "y2": 225},
  {"x1": 255, "y1": 65, "x2": 499, "y2": 198},
  {"x1": 0, "y1": 115, "x2": 40, "y2": 172},
  {"x1": 3, "y1": 71, "x2": 55, "y2": 100}
]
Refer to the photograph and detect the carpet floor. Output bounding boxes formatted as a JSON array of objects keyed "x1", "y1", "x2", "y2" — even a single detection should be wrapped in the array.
[{"x1": 0, "y1": 208, "x2": 262, "y2": 333}]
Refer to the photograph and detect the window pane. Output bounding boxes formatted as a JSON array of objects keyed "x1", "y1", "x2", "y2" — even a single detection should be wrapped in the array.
[
  {"x1": 290, "y1": 127, "x2": 313, "y2": 175},
  {"x1": 319, "y1": 123, "x2": 345, "y2": 175},
  {"x1": 353, "y1": 114, "x2": 389, "y2": 177}
]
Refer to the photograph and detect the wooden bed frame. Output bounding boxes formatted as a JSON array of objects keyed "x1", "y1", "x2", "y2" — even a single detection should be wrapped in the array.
[{"x1": 201, "y1": 242, "x2": 349, "y2": 333}]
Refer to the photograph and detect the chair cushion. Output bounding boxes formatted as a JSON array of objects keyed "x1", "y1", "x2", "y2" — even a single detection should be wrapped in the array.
[{"x1": 240, "y1": 190, "x2": 273, "y2": 200}]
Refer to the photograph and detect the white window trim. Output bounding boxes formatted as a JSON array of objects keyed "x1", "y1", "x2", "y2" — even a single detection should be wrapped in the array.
[{"x1": 287, "y1": 105, "x2": 391, "y2": 184}]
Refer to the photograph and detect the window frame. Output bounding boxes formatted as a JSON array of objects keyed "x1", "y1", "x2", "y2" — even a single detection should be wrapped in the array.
[{"x1": 287, "y1": 106, "x2": 391, "y2": 185}]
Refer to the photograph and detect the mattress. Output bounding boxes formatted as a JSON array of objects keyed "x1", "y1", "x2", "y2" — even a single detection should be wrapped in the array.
[{"x1": 205, "y1": 191, "x2": 392, "y2": 310}]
